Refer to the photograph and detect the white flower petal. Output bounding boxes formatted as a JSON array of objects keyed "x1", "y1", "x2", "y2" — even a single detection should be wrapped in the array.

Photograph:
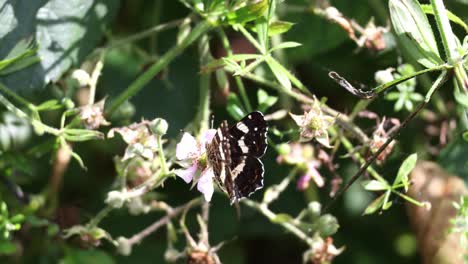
[
  {"x1": 315, "y1": 132, "x2": 332, "y2": 148},
  {"x1": 175, "y1": 164, "x2": 198, "y2": 183},
  {"x1": 200, "y1": 129, "x2": 217, "y2": 150},
  {"x1": 197, "y1": 167, "x2": 214, "y2": 202},
  {"x1": 307, "y1": 164, "x2": 324, "y2": 187},
  {"x1": 289, "y1": 113, "x2": 305, "y2": 126},
  {"x1": 176, "y1": 133, "x2": 198, "y2": 160}
]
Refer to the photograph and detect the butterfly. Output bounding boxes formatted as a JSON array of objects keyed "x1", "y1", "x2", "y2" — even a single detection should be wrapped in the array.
[{"x1": 206, "y1": 111, "x2": 268, "y2": 204}]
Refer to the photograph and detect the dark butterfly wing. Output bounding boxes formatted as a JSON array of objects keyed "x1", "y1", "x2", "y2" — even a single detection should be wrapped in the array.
[
  {"x1": 231, "y1": 156, "x2": 264, "y2": 200},
  {"x1": 228, "y1": 111, "x2": 268, "y2": 158},
  {"x1": 207, "y1": 121, "x2": 236, "y2": 201}
]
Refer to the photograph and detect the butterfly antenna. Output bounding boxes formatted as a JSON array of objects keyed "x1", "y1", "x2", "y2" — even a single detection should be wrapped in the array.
[{"x1": 210, "y1": 114, "x2": 215, "y2": 129}]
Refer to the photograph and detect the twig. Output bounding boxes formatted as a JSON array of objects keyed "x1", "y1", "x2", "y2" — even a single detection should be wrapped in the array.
[{"x1": 127, "y1": 198, "x2": 203, "y2": 246}]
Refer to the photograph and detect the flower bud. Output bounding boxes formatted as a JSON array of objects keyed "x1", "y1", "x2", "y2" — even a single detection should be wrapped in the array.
[
  {"x1": 150, "y1": 118, "x2": 168, "y2": 136},
  {"x1": 316, "y1": 214, "x2": 339, "y2": 236},
  {"x1": 105, "y1": 190, "x2": 127, "y2": 208},
  {"x1": 116, "y1": 237, "x2": 132, "y2": 256},
  {"x1": 71, "y1": 69, "x2": 91, "y2": 87}
]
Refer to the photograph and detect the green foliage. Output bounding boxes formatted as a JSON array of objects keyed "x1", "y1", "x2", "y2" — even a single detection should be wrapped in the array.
[
  {"x1": 0, "y1": 0, "x2": 119, "y2": 92},
  {"x1": 0, "y1": 201, "x2": 24, "y2": 240}
]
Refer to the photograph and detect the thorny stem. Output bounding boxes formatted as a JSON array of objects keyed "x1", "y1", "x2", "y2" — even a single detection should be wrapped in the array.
[
  {"x1": 242, "y1": 199, "x2": 315, "y2": 247},
  {"x1": 336, "y1": 131, "x2": 386, "y2": 183},
  {"x1": 127, "y1": 198, "x2": 203, "y2": 246},
  {"x1": 323, "y1": 70, "x2": 449, "y2": 213},
  {"x1": 106, "y1": 20, "x2": 212, "y2": 116}
]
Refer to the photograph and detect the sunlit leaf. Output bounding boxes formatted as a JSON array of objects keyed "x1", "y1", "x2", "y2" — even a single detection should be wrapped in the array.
[
  {"x1": 393, "y1": 153, "x2": 417, "y2": 191},
  {"x1": 362, "y1": 180, "x2": 388, "y2": 191},
  {"x1": 265, "y1": 56, "x2": 291, "y2": 90},
  {"x1": 363, "y1": 193, "x2": 385, "y2": 215}
]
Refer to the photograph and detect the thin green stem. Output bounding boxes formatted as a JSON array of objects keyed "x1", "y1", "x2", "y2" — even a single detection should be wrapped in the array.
[
  {"x1": 238, "y1": 25, "x2": 264, "y2": 53},
  {"x1": 0, "y1": 82, "x2": 34, "y2": 108},
  {"x1": 97, "y1": 18, "x2": 187, "y2": 54},
  {"x1": 242, "y1": 199, "x2": 315, "y2": 247},
  {"x1": 105, "y1": 20, "x2": 212, "y2": 116},
  {"x1": 335, "y1": 129, "x2": 386, "y2": 182},
  {"x1": 156, "y1": 135, "x2": 168, "y2": 175},
  {"x1": 217, "y1": 28, "x2": 253, "y2": 112},
  {"x1": 0, "y1": 91, "x2": 60, "y2": 135},
  {"x1": 86, "y1": 205, "x2": 113, "y2": 228},
  {"x1": 196, "y1": 34, "x2": 212, "y2": 133},
  {"x1": 391, "y1": 189, "x2": 425, "y2": 207}
]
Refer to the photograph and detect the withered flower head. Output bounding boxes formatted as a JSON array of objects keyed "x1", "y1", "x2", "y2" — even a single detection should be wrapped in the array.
[{"x1": 79, "y1": 99, "x2": 110, "y2": 129}]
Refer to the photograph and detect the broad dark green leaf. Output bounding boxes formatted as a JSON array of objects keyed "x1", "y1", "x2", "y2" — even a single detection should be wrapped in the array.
[{"x1": 0, "y1": 0, "x2": 119, "y2": 93}]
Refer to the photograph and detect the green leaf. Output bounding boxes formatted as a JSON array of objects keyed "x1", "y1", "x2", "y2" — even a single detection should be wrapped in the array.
[
  {"x1": 60, "y1": 248, "x2": 114, "y2": 264},
  {"x1": 202, "y1": 54, "x2": 262, "y2": 73},
  {"x1": 382, "y1": 190, "x2": 392, "y2": 210},
  {"x1": 0, "y1": 240, "x2": 17, "y2": 255},
  {"x1": 268, "y1": 21, "x2": 294, "y2": 36},
  {"x1": 389, "y1": 0, "x2": 443, "y2": 68},
  {"x1": 0, "y1": 0, "x2": 119, "y2": 92},
  {"x1": 257, "y1": 89, "x2": 278, "y2": 112},
  {"x1": 454, "y1": 89, "x2": 468, "y2": 108},
  {"x1": 363, "y1": 193, "x2": 386, "y2": 215},
  {"x1": 226, "y1": 0, "x2": 268, "y2": 25},
  {"x1": 269, "y1": 41, "x2": 302, "y2": 53},
  {"x1": 63, "y1": 129, "x2": 104, "y2": 142},
  {"x1": 36, "y1": 99, "x2": 62, "y2": 111},
  {"x1": 265, "y1": 56, "x2": 291, "y2": 90},
  {"x1": 393, "y1": 153, "x2": 417, "y2": 191},
  {"x1": 362, "y1": 180, "x2": 388, "y2": 191},
  {"x1": 227, "y1": 93, "x2": 245, "y2": 120},
  {"x1": 420, "y1": 4, "x2": 468, "y2": 33}
]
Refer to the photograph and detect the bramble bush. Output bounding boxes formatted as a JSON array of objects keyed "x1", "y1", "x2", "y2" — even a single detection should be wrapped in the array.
[{"x1": 0, "y1": 0, "x2": 467, "y2": 263}]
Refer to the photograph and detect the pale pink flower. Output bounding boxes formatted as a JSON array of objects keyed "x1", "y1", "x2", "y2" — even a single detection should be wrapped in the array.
[
  {"x1": 79, "y1": 99, "x2": 110, "y2": 129},
  {"x1": 277, "y1": 143, "x2": 325, "y2": 190},
  {"x1": 175, "y1": 130, "x2": 216, "y2": 202}
]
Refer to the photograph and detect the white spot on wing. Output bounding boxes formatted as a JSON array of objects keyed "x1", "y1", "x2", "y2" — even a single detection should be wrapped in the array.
[
  {"x1": 238, "y1": 139, "x2": 249, "y2": 153},
  {"x1": 236, "y1": 122, "x2": 249, "y2": 133}
]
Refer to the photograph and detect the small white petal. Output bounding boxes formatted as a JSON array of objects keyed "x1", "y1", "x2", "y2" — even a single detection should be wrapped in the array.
[
  {"x1": 175, "y1": 163, "x2": 198, "y2": 183},
  {"x1": 176, "y1": 133, "x2": 198, "y2": 160},
  {"x1": 307, "y1": 164, "x2": 324, "y2": 187},
  {"x1": 289, "y1": 113, "x2": 305, "y2": 126},
  {"x1": 200, "y1": 129, "x2": 217, "y2": 150},
  {"x1": 197, "y1": 167, "x2": 214, "y2": 202}
]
